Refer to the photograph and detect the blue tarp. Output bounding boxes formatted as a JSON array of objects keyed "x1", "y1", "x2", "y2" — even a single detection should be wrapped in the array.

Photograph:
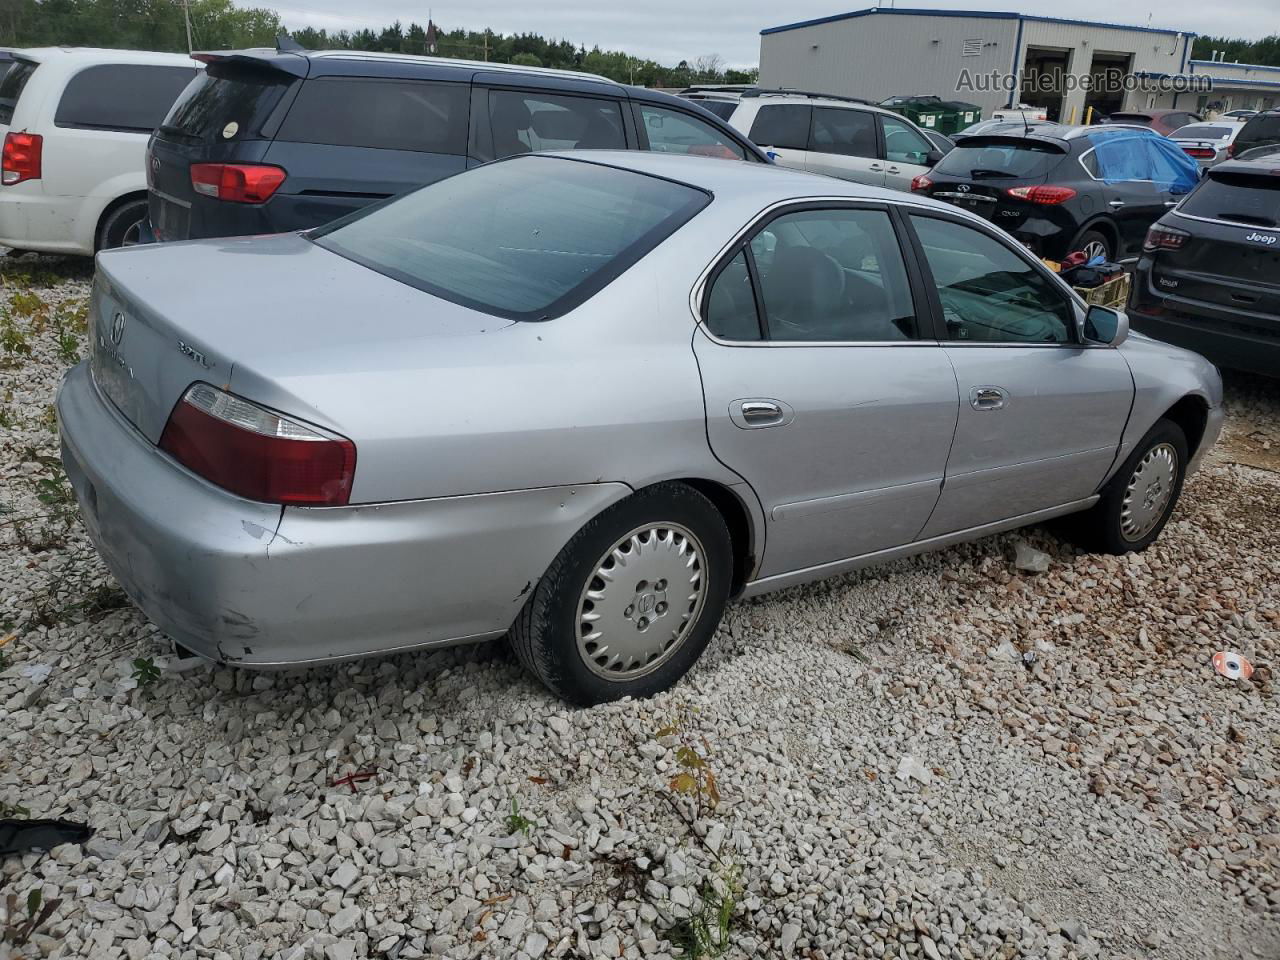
[{"x1": 1085, "y1": 129, "x2": 1199, "y2": 194}]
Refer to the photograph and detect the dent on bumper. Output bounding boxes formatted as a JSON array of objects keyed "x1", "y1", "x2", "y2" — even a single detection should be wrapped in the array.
[{"x1": 57, "y1": 362, "x2": 631, "y2": 667}]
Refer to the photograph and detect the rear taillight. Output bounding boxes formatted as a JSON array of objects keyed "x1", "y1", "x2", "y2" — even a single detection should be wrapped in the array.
[
  {"x1": 1005, "y1": 185, "x2": 1077, "y2": 205},
  {"x1": 1143, "y1": 223, "x2": 1190, "y2": 253},
  {"x1": 159, "y1": 383, "x2": 355, "y2": 506},
  {"x1": 1183, "y1": 147, "x2": 1215, "y2": 159},
  {"x1": 910, "y1": 174, "x2": 933, "y2": 192},
  {"x1": 2, "y1": 132, "x2": 42, "y2": 185},
  {"x1": 189, "y1": 163, "x2": 286, "y2": 203}
]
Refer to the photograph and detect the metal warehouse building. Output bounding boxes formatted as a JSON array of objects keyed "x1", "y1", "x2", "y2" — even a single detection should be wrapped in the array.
[{"x1": 758, "y1": 7, "x2": 1280, "y2": 123}]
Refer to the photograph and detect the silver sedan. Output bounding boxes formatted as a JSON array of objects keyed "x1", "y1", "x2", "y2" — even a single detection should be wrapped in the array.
[{"x1": 58, "y1": 151, "x2": 1223, "y2": 705}]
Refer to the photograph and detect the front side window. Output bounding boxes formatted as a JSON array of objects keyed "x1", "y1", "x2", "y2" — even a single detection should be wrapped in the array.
[
  {"x1": 809, "y1": 107, "x2": 877, "y2": 158},
  {"x1": 880, "y1": 115, "x2": 932, "y2": 165},
  {"x1": 723, "y1": 208, "x2": 916, "y2": 342},
  {"x1": 910, "y1": 215, "x2": 1074, "y2": 344},
  {"x1": 55, "y1": 64, "x2": 198, "y2": 133},
  {"x1": 489, "y1": 90, "x2": 625, "y2": 158},
  {"x1": 313, "y1": 156, "x2": 708, "y2": 321},
  {"x1": 748, "y1": 104, "x2": 812, "y2": 150},
  {"x1": 639, "y1": 105, "x2": 745, "y2": 159},
  {"x1": 277, "y1": 77, "x2": 468, "y2": 154}
]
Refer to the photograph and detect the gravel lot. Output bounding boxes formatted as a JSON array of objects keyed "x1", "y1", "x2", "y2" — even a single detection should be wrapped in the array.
[{"x1": 1, "y1": 255, "x2": 1277, "y2": 960}]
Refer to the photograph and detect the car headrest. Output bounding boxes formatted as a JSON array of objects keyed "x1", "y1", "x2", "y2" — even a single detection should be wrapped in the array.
[{"x1": 768, "y1": 246, "x2": 846, "y2": 317}]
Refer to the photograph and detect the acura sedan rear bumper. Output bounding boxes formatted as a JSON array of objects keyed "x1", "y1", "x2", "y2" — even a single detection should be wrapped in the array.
[{"x1": 57, "y1": 361, "x2": 629, "y2": 667}]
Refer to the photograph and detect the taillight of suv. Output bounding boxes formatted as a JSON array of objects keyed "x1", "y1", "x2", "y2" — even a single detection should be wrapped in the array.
[
  {"x1": 2, "y1": 132, "x2": 42, "y2": 185},
  {"x1": 190, "y1": 163, "x2": 286, "y2": 203},
  {"x1": 159, "y1": 383, "x2": 355, "y2": 506},
  {"x1": 1143, "y1": 223, "x2": 1190, "y2": 252},
  {"x1": 1005, "y1": 185, "x2": 1077, "y2": 205}
]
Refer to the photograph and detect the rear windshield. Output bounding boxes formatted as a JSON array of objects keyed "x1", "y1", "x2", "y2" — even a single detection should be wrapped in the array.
[
  {"x1": 932, "y1": 140, "x2": 1065, "y2": 179},
  {"x1": 0, "y1": 60, "x2": 37, "y2": 125},
  {"x1": 55, "y1": 64, "x2": 198, "y2": 133},
  {"x1": 1174, "y1": 124, "x2": 1234, "y2": 141},
  {"x1": 312, "y1": 156, "x2": 710, "y2": 321},
  {"x1": 276, "y1": 77, "x2": 468, "y2": 154},
  {"x1": 160, "y1": 62, "x2": 291, "y2": 141},
  {"x1": 692, "y1": 99, "x2": 735, "y2": 120},
  {"x1": 1180, "y1": 173, "x2": 1280, "y2": 228},
  {"x1": 1237, "y1": 115, "x2": 1280, "y2": 155}
]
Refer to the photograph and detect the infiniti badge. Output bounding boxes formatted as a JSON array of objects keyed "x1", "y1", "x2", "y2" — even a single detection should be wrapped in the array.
[{"x1": 957, "y1": 183, "x2": 971, "y2": 193}]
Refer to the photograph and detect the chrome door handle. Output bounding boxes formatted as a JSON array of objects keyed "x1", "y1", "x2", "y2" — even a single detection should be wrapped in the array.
[
  {"x1": 1108, "y1": 200, "x2": 1126, "y2": 208},
  {"x1": 970, "y1": 386, "x2": 1006, "y2": 411},
  {"x1": 869, "y1": 163, "x2": 883, "y2": 171},
  {"x1": 886, "y1": 166, "x2": 900, "y2": 174},
  {"x1": 739, "y1": 400, "x2": 783, "y2": 424},
  {"x1": 1164, "y1": 200, "x2": 1179, "y2": 207}
]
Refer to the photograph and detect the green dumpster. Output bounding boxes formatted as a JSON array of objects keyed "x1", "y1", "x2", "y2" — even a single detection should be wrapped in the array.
[{"x1": 879, "y1": 96, "x2": 982, "y2": 135}]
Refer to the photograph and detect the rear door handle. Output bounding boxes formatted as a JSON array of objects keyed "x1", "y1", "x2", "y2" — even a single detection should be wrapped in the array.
[
  {"x1": 1108, "y1": 200, "x2": 1126, "y2": 208},
  {"x1": 731, "y1": 399, "x2": 792, "y2": 429},
  {"x1": 886, "y1": 166, "x2": 900, "y2": 174},
  {"x1": 970, "y1": 386, "x2": 1006, "y2": 411},
  {"x1": 869, "y1": 163, "x2": 883, "y2": 171},
  {"x1": 1164, "y1": 200, "x2": 1179, "y2": 207}
]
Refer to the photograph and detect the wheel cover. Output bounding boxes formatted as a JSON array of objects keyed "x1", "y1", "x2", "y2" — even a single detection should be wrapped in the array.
[
  {"x1": 1082, "y1": 238, "x2": 1108, "y2": 261},
  {"x1": 1121, "y1": 442, "x2": 1177, "y2": 541},
  {"x1": 575, "y1": 522, "x2": 707, "y2": 681}
]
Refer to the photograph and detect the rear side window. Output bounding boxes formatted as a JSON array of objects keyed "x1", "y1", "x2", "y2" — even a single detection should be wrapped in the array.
[
  {"x1": 55, "y1": 64, "x2": 198, "y2": 133},
  {"x1": 1180, "y1": 173, "x2": 1280, "y2": 228},
  {"x1": 809, "y1": 107, "x2": 876, "y2": 158},
  {"x1": 312, "y1": 156, "x2": 709, "y2": 321},
  {"x1": 277, "y1": 77, "x2": 468, "y2": 154},
  {"x1": 0, "y1": 60, "x2": 38, "y2": 125},
  {"x1": 1237, "y1": 115, "x2": 1280, "y2": 156},
  {"x1": 748, "y1": 104, "x2": 811, "y2": 150},
  {"x1": 489, "y1": 90, "x2": 625, "y2": 158},
  {"x1": 161, "y1": 63, "x2": 291, "y2": 141},
  {"x1": 933, "y1": 141, "x2": 1065, "y2": 179}
]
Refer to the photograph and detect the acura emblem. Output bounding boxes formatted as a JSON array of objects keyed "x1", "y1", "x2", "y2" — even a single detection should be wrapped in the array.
[
  {"x1": 957, "y1": 183, "x2": 971, "y2": 193},
  {"x1": 151, "y1": 156, "x2": 159, "y2": 173},
  {"x1": 110, "y1": 311, "x2": 126, "y2": 344}
]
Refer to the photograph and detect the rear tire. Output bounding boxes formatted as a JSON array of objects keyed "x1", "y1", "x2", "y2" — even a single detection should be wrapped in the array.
[
  {"x1": 1072, "y1": 227, "x2": 1113, "y2": 262},
  {"x1": 1063, "y1": 418, "x2": 1188, "y2": 555},
  {"x1": 96, "y1": 198, "x2": 148, "y2": 251},
  {"x1": 510, "y1": 482, "x2": 732, "y2": 706}
]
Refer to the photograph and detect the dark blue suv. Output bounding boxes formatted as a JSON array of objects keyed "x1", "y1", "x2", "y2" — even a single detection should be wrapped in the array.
[{"x1": 146, "y1": 49, "x2": 768, "y2": 241}]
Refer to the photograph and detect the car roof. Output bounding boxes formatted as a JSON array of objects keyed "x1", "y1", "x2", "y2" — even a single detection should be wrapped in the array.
[{"x1": 9, "y1": 46, "x2": 201, "y2": 67}]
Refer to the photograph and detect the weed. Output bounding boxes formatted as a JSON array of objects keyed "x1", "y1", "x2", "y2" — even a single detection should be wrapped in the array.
[
  {"x1": 0, "y1": 311, "x2": 32, "y2": 366},
  {"x1": 657, "y1": 721, "x2": 721, "y2": 821},
  {"x1": 3, "y1": 888, "x2": 62, "y2": 947},
  {"x1": 670, "y1": 867, "x2": 742, "y2": 959},
  {"x1": 504, "y1": 797, "x2": 536, "y2": 837},
  {"x1": 9, "y1": 289, "x2": 49, "y2": 328},
  {"x1": 131, "y1": 657, "x2": 161, "y2": 688}
]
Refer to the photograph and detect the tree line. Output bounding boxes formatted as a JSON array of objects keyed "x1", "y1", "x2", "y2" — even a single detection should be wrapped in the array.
[
  {"x1": 1192, "y1": 34, "x2": 1280, "y2": 68},
  {"x1": 0, "y1": 0, "x2": 759, "y2": 86}
]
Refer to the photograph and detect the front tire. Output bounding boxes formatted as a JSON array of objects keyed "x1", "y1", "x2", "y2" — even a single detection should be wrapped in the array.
[
  {"x1": 510, "y1": 482, "x2": 732, "y2": 706},
  {"x1": 1066, "y1": 418, "x2": 1188, "y2": 554}
]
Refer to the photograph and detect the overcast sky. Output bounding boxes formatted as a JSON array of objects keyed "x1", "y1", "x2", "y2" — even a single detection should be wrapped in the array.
[{"x1": 262, "y1": 1, "x2": 1276, "y2": 68}]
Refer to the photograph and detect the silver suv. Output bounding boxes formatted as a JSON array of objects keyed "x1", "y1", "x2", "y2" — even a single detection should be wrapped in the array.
[{"x1": 690, "y1": 89, "x2": 943, "y2": 191}]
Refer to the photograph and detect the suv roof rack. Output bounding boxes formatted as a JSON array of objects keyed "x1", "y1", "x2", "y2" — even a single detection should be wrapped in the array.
[
  {"x1": 739, "y1": 88, "x2": 874, "y2": 106},
  {"x1": 679, "y1": 84, "x2": 752, "y2": 95}
]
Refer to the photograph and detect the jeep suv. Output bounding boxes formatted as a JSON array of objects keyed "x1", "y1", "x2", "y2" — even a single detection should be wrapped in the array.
[
  {"x1": 1129, "y1": 150, "x2": 1280, "y2": 377},
  {"x1": 147, "y1": 49, "x2": 767, "y2": 241}
]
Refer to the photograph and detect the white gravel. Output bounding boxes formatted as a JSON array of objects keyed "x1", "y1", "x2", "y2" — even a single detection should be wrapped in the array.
[{"x1": 1, "y1": 255, "x2": 1278, "y2": 960}]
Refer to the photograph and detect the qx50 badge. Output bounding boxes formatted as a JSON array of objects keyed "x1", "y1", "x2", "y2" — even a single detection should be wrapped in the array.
[{"x1": 1245, "y1": 231, "x2": 1277, "y2": 245}]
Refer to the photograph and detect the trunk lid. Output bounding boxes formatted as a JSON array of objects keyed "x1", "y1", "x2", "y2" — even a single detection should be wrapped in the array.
[{"x1": 91, "y1": 232, "x2": 513, "y2": 444}]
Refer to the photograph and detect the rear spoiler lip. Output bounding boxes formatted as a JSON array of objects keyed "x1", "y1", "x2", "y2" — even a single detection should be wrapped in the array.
[
  {"x1": 192, "y1": 50, "x2": 309, "y2": 78},
  {"x1": 949, "y1": 134, "x2": 1069, "y2": 151}
]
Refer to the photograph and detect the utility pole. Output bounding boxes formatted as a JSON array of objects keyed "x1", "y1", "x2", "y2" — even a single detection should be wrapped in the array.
[
  {"x1": 483, "y1": 31, "x2": 489, "y2": 62},
  {"x1": 182, "y1": 0, "x2": 193, "y2": 54}
]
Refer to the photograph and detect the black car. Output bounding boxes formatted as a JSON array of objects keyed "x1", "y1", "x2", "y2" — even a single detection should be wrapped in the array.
[
  {"x1": 1232, "y1": 108, "x2": 1280, "y2": 159},
  {"x1": 147, "y1": 49, "x2": 768, "y2": 241},
  {"x1": 910, "y1": 127, "x2": 1200, "y2": 261},
  {"x1": 1128, "y1": 151, "x2": 1280, "y2": 377}
]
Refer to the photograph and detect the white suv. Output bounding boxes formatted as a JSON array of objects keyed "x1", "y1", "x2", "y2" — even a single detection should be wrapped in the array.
[
  {"x1": 712, "y1": 90, "x2": 943, "y2": 192},
  {"x1": 0, "y1": 48, "x2": 199, "y2": 255}
]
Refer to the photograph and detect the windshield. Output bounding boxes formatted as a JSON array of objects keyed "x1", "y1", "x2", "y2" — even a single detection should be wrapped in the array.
[
  {"x1": 312, "y1": 156, "x2": 710, "y2": 321},
  {"x1": 932, "y1": 141, "x2": 1065, "y2": 179}
]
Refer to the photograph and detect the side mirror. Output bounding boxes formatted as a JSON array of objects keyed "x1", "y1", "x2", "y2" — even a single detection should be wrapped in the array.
[
  {"x1": 925, "y1": 149, "x2": 944, "y2": 166},
  {"x1": 1084, "y1": 305, "x2": 1129, "y2": 346}
]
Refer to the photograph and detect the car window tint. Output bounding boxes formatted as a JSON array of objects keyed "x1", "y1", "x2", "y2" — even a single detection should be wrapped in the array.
[
  {"x1": 639, "y1": 104, "x2": 745, "y2": 159},
  {"x1": 704, "y1": 251, "x2": 760, "y2": 340},
  {"x1": 1236, "y1": 115, "x2": 1280, "y2": 155},
  {"x1": 54, "y1": 64, "x2": 198, "y2": 133},
  {"x1": 1079, "y1": 150, "x2": 1101, "y2": 178},
  {"x1": 934, "y1": 141, "x2": 1066, "y2": 178},
  {"x1": 910, "y1": 215, "x2": 1073, "y2": 344},
  {"x1": 0, "y1": 60, "x2": 36, "y2": 124},
  {"x1": 880, "y1": 115, "x2": 932, "y2": 165},
  {"x1": 809, "y1": 107, "x2": 877, "y2": 158},
  {"x1": 694, "y1": 99, "x2": 736, "y2": 120},
  {"x1": 312, "y1": 155, "x2": 709, "y2": 322},
  {"x1": 277, "y1": 77, "x2": 468, "y2": 154},
  {"x1": 748, "y1": 104, "x2": 811, "y2": 150},
  {"x1": 162, "y1": 62, "x2": 292, "y2": 141},
  {"x1": 489, "y1": 90, "x2": 625, "y2": 158},
  {"x1": 1179, "y1": 173, "x2": 1280, "y2": 228},
  {"x1": 746, "y1": 208, "x2": 917, "y2": 342}
]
